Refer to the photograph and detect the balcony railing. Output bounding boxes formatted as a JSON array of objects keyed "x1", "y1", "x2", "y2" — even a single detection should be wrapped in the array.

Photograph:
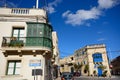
[
  {"x1": 1, "y1": 37, "x2": 52, "y2": 49},
  {"x1": 11, "y1": 8, "x2": 29, "y2": 14}
]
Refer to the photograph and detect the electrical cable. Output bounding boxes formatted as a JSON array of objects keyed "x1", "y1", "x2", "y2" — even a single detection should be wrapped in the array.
[{"x1": 16, "y1": 0, "x2": 23, "y2": 7}]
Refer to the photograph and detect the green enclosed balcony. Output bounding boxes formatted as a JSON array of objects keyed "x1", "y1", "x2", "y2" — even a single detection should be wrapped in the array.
[
  {"x1": 1, "y1": 37, "x2": 52, "y2": 48},
  {"x1": 1, "y1": 22, "x2": 53, "y2": 57}
]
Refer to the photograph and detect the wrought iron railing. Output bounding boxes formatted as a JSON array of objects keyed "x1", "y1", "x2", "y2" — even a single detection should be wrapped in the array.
[{"x1": 1, "y1": 37, "x2": 52, "y2": 48}]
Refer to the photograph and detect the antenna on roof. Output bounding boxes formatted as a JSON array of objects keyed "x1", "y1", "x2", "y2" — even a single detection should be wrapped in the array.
[
  {"x1": 4, "y1": 0, "x2": 7, "y2": 8},
  {"x1": 43, "y1": 0, "x2": 49, "y2": 23},
  {"x1": 36, "y1": 0, "x2": 39, "y2": 8}
]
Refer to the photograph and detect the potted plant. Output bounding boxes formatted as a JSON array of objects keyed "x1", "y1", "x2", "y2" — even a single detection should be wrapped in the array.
[{"x1": 93, "y1": 70, "x2": 97, "y2": 76}]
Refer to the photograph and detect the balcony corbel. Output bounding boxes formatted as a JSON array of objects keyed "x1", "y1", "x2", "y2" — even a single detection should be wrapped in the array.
[
  {"x1": 19, "y1": 52, "x2": 22, "y2": 57},
  {"x1": 32, "y1": 50, "x2": 36, "y2": 57},
  {"x1": 43, "y1": 52, "x2": 46, "y2": 56},
  {"x1": 4, "y1": 52, "x2": 8, "y2": 57},
  {"x1": 18, "y1": 50, "x2": 22, "y2": 57}
]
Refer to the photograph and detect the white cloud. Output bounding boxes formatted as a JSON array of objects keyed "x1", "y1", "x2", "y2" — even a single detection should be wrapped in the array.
[
  {"x1": 47, "y1": 0, "x2": 62, "y2": 14},
  {"x1": 97, "y1": 38, "x2": 106, "y2": 41},
  {"x1": 62, "y1": 0, "x2": 119, "y2": 26},
  {"x1": 97, "y1": 31, "x2": 103, "y2": 34},
  {"x1": 98, "y1": 0, "x2": 118, "y2": 9},
  {"x1": 47, "y1": 6, "x2": 56, "y2": 14},
  {"x1": 86, "y1": 23, "x2": 91, "y2": 27},
  {"x1": 62, "y1": 7, "x2": 101, "y2": 26}
]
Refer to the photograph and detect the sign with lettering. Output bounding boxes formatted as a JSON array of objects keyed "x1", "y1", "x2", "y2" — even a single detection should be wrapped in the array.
[
  {"x1": 32, "y1": 69, "x2": 42, "y2": 76},
  {"x1": 29, "y1": 59, "x2": 41, "y2": 67}
]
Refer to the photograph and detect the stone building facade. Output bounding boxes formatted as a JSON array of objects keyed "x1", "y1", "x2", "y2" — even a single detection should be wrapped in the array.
[
  {"x1": 74, "y1": 44, "x2": 111, "y2": 76},
  {"x1": 60, "y1": 44, "x2": 111, "y2": 77},
  {"x1": 0, "y1": 7, "x2": 59, "y2": 80}
]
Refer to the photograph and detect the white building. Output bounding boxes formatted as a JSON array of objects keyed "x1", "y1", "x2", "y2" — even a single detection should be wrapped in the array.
[
  {"x1": 0, "y1": 7, "x2": 54, "y2": 80},
  {"x1": 52, "y1": 31, "x2": 60, "y2": 78}
]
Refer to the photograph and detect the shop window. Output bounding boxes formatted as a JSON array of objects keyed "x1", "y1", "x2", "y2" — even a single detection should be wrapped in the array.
[{"x1": 6, "y1": 60, "x2": 21, "y2": 75}]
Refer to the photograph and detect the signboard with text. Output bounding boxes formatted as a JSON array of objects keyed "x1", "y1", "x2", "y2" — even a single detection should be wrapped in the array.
[{"x1": 29, "y1": 59, "x2": 41, "y2": 67}]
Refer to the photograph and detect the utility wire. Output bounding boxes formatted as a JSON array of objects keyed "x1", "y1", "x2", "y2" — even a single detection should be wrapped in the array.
[
  {"x1": 107, "y1": 50, "x2": 120, "y2": 53},
  {"x1": 16, "y1": 0, "x2": 23, "y2": 8},
  {"x1": 59, "y1": 50, "x2": 120, "y2": 58}
]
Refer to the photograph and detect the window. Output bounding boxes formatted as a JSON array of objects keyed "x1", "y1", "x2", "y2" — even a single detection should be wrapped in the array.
[
  {"x1": 92, "y1": 53, "x2": 103, "y2": 62},
  {"x1": 12, "y1": 28, "x2": 24, "y2": 38},
  {"x1": 7, "y1": 60, "x2": 21, "y2": 75},
  {"x1": 71, "y1": 57, "x2": 73, "y2": 60},
  {"x1": 84, "y1": 61, "x2": 86, "y2": 64}
]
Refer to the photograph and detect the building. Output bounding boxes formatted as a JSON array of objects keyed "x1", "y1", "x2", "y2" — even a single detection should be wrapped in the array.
[
  {"x1": 52, "y1": 31, "x2": 60, "y2": 78},
  {"x1": 74, "y1": 44, "x2": 111, "y2": 77},
  {"x1": 60, "y1": 44, "x2": 111, "y2": 77},
  {"x1": 111, "y1": 56, "x2": 120, "y2": 75},
  {"x1": 60, "y1": 55, "x2": 75, "y2": 73},
  {"x1": 0, "y1": 7, "x2": 56, "y2": 80},
  {"x1": 74, "y1": 47, "x2": 87, "y2": 75}
]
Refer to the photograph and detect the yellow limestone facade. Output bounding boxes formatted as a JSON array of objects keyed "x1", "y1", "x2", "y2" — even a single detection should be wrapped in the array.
[{"x1": 0, "y1": 7, "x2": 55, "y2": 80}]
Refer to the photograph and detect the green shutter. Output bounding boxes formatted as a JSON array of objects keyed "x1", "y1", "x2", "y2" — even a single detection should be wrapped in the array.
[
  {"x1": 26, "y1": 22, "x2": 52, "y2": 48},
  {"x1": 26, "y1": 23, "x2": 44, "y2": 46}
]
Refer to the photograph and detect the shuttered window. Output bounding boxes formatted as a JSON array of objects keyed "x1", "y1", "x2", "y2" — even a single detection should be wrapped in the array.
[{"x1": 92, "y1": 53, "x2": 103, "y2": 62}]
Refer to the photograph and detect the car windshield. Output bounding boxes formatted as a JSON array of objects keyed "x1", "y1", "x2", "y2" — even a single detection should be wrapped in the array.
[{"x1": 69, "y1": 75, "x2": 72, "y2": 77}]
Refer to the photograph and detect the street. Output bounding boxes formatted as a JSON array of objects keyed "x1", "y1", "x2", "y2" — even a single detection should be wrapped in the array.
[{"x1": 74, "y1": 76, "x2": 120, "y2": 80}]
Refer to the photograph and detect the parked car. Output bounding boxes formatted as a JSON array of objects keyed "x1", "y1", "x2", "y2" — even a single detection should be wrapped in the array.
[
  {"x1": 61, "y1": 72, "x2": 73, "y2": 80},
  {"x1": 73, "y1": 72, "x2": 80, "y2": 77}
]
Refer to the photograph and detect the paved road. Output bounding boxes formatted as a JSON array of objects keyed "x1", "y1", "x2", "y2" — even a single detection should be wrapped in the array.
[{"x1": 74, "y1": 76, "x2": 120, "y2": 80}]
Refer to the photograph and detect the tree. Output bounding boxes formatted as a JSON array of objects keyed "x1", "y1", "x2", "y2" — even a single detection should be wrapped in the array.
[
  {"x1": 93, "y1": 70, "x2": 97, "y2": 76},
  {"x1": 74, "y1": 64, "x2": 78, "y2": 71},
  {"x1": 98, "y1": 65, "x2": 106, "y2": 70},
  {"x1": 74, "y1": 63, "x2": 83, "y2": 72},
  {"x1": 84, "y1": 64, "x2": 89, "y2": 75},
  {"x1": 102, "y1": 70, "x2": 107, "y2": 77}
]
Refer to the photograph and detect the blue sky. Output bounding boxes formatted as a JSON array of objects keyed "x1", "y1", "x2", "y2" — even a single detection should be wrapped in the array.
[{"x1": 1, "y1": 0, "x2": 120, "y2": 60}]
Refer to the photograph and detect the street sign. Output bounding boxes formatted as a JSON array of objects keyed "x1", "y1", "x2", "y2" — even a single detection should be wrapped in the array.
[
  {"x1": 29, "y1": 59, "x2": 41, "y2": 67},
  {"x1": 32, "y1": 69, "x2": 42, "y2": 76}
]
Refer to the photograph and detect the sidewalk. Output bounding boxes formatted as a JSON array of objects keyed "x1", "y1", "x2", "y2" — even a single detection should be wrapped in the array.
[{"x1": 111, "y1": 75, "x2": 120, "y2": 78}]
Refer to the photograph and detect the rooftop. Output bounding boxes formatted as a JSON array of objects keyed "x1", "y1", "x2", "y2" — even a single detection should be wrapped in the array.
[
  {"x1": 0, "y1": 7, "x2": 46, "y2": 17},
  {"x1": 0, "y1": 7, "x2": 47, "y2": 22},
  {"x1": 86, "y1": 44, "x2": 106, "y2": 49}
]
